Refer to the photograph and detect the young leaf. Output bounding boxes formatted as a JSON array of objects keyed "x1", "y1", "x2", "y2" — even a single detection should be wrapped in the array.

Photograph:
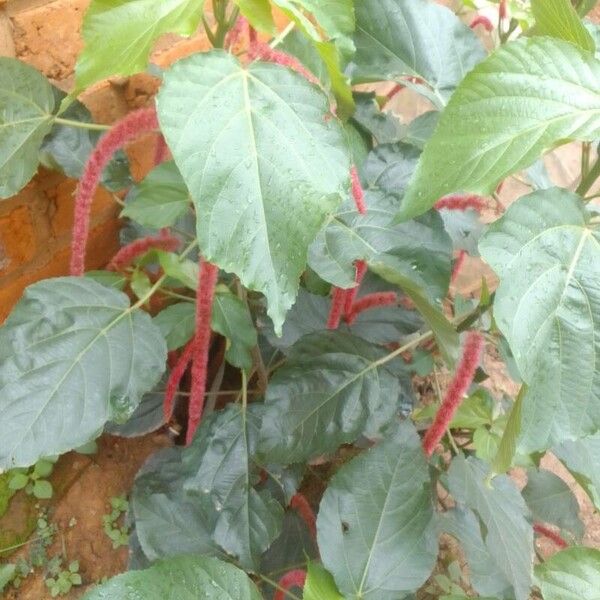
[
  {"x1": 535, "y1": 547, "x2": 600, "y2": 600},
  {"x1": 440, "y1": 507, "x2": 513, "y2": 598},
  {"x1": 0, "y1": 277, "x2": 166, "y2": 469},
  {"x1": 480, "y1": 189, "x2": 600, "y2": 452},
  {"x1": 233, "y1": 0, "x2": 275, "y2": 32},
  {"x1": 75, "y1": 0, "x2": 203, "y2": 91},
  {"x1": 273, "y1": 0, "x2": 355, "y2": 40},
  {"x1": 303, "y1": 563, "x2": 344, "y2": 600},
  {"x1": 259, "y1": 332, "x2": 411, "y2": 463},
  {"x1": 157, "y1": 51, "x2": 351, "y2": 333},
  {"x1": 522, "y1": 469, "x2": 584, "y2": 541},
  {"x1": 554, "y1": 432, "x2": 600, "y2": 510},
  {"x1": 448, "y1": 456, "x2": 534, "y2": 600},
  {"x1": 349, "y1": 0, "x2": 485, "y2": 106},
  {"x1": 32, "y1": 480, "x2": 53, "y2": 500},
  {"x1": 183, "y1": 405, "x2": 283, "y2": 570},
  {"x1": 0, "y1": 57, "x2": 56, "y2": 198},
  {"x1": 351, "y1": 92, "x2": 406, "y2": 144},
  {"x1": 154, "y1": 302, "x2": 196, "y2": 351},
  {"x1": 491, "y1": 385, "x2": 523, "y2": 475},
  {"x1": 122, "y1": 161, "x2": 190, "y2": 229},
  {"x1": 81, "y1": 554, "x2": 262, "y2": 599},
  {"x1": 316, "y1": 421, "x2": 437, "y2": 599},
  {"x1": 399, "y1": 37, "x2": 600, "y2": 220},
  {"x1": 131, "y1": 448, "x2": 219, "y2": 562},
  {"x1": 531, "y1": 0, "x2": 595, "y2": 52}
]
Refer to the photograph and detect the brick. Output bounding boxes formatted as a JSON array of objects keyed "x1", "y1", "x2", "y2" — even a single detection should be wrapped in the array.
[
  {"x1": 0, "y1": 205, "x2": 36, "y2": 276},
  {"x1": 0, "y1": 216, "x2": 120, "y2": 322}
]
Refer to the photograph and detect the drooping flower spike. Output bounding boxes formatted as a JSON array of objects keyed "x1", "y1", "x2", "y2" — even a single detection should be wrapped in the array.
[
  {"x1": 533, "y1": 523, "x2": 568, "y2": 549},
  {"x1": 163, "y1": 341, "x2": 195, "y2": 421},
  {"x1": 273, "y1": 570, "x2": 307, "y2": 600},
  {"x1": 434, "y1": 194, "x2": 486, "y2": 212},
  {"x1": 290, "y1": 493, "x2": 317, "y2": 538},
  {"x1": 345, "y1": 291, "x2": 398, "y2": 325},
  {"x1": 106, "y1": 233, "x2": 180, "y2": 272},
  {"x1": 470, "y1": 15, "x2": 494, "y2": 31},
  {"x1": 186, "y1": 259, "x2": 219, "y2": 445},
  {"x1": 70, "y1": 107, "x2": 159, "y2": 276},
  {"x1": 422, "y1": 331, "x2": 485, "y2": 457}
]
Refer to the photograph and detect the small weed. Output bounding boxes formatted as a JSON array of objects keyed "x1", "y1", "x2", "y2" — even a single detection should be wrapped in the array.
[
  {"x1": 102, "y1": 495, "x2": 130, "y2": 548},
  {"x1": 45, "y1": 560, "x2": 82, "y2": 597},
  {"x1": 8, "y1": 457, "x2": 58, "y2": 500}
]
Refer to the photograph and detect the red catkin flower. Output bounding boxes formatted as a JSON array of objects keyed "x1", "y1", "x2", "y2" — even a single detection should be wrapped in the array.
[
  {"x1": 533, "y1": 523, "x2": 568, "y2": 549},
  {"x1": 434, "y1": 194, "x2": 486, "y2": 212},
  {"x1": 499, "y1": 0, "x2": 507, "y2": 19},
  {"x1": 350, "y1": 166, "x2": 367, "y2": 214},
  {"x1": 327, "y1": 286, "x2": 348, "y2": 330},
  {"x1": 153, "y1": 134, "x2": 169, "y2": 166},
  {"x1": 106, "y1": 233, "x2": 180, "y2": 272},
  {"x1": 470, "y1": 15, "x2": 494, "y2": 31},
  {"x1": 248, "y1": 41, "x2": 318, "y2": 83},
  {"x1": 274, "y1": 570, "x2": 307, "y2": 600},
  {"x1": 422, "y1": 331, "x2": 485, "y2": 457},
  {"x1": 450, "y1": 250, "x2": 467, "y2": 285},
  {"x1": 343, "y1": 259, "x2": 368, "y2": 317},
  {"x1": 225, "y1": 15, "x2": 247, "y2": 50},
  {"x1": 186, "y1": 260, "x2": 219, "y2": 445},
  {"x1": 163, "y1": 341, "x2": 195, "y2": 421},
  {"x1": 290, "y1": 493, "x2": 317, "y2": 538},
  {"x1": 346, "y1": 292, "x2": 398, "y2": 325},
  {"x1": 385, "y1": 83, "x2": 405, "y2": 102},
  {"x1": 70, "y1": 107, "x2": 159, "y2": 276}
]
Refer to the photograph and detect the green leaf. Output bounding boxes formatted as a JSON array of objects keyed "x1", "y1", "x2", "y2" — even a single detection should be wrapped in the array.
[
  {"x1": 81, "y1": 554, "x2": 262, "y2": 599},
  {"x1": 280, "y1": 0, "x2": 355, "y2": 39},
  {"x1": 233, "y1": 0, "x2": 275, "y2": 32},
  {"x1": 33, "y1": 459, "x2": 54, "y2": 478},
  {"x1": 259, "y1": 332, "x2": 411, "y2": 463},
  {"x1": 183, "y1": 405, "x2": 283, "y2": 570},
  {"x1": 85, "y1": 270, "x2": 127, "y2": 290},
  {"x1": 157, "y1": 50, "x2": 351, "y2": 333},
  {"x1": 370, "y1": 255, "x2": 459, "y2": 366},
  {"x1": 40, "y1": 92, "x2": 132, "y2": 192},
  {"x1": 554, "y1": 432, "x2": 600, "y2": 510},
  {"x1": 531, "y1": 0, "x2": 595, "y2": 52},
  {"x1": 0, "y1": 57, "x2": 56, "y2": 199},
  {"x1": 157, "y1": 251, "x2": 198, "y2": 290},
  {"x1": 32, "y1": 480, "x2": 53, "y2": 500},
  {"x1": 212, "y1": 292, "x2": 257, "y2": 371},
  {"x1": 447, "y1": 456, "x2": 533, "y2": 600},
  {"x1": 316, "y1": 421, "x2": 437, "y2": 599},
  {"x1": 405, "y1": 111, "x2": 439, "y2": 150},
  {"x1": 492, "y1": 386, "x2": 524, "y2": 475},
  {"x1": 578, "y1": 0, "x2": 599, "y2": 17},
  {"x1": 535, "y1": 546, "x2": 600, "y2": 600},
  {"x1": 440, "y1": 507, "x2": 513, "y2": 598},
  {"x1": 351, "y1": 92, "x2": 406, "y2": 144},
  {"x1": 400, "y1": 37, "x2": 600, "y2": 221},
  {"x1": 480, "y1": 189, "x2": 600, "y2": 452},
  {"x1": 154, "y1": 303, "x2": 195, "y2": 351},
  {"x1": 450, "y1": 390, "x2": 493, "y2": 429},
  {"x1": 8, "y1": 472, "x2": 29, "y2": 491},
  {"x1": 522, "y1": 469, "x2": 584, "y2": 541},
  {"x1": 303, "y1": 563, "x2": 343, "y2": 600},
  {"x1": 122, "y1": 161, "x2": 190, "y2": 229},
  {"x1": 75, "y1": 0, "x2": 203, "y2": 91},
  {"x1": 0, "y1": 277, "x2": 166, "y2": 469},
  {"x1": 131, "y1": 270, "x2": 153, "y2": 303},
  {"x1": 131, "y1": 448, "x2": 219, "y2": 562},
  {"x1": 349, "y1": 0, "x2": 484, "y2": 105},
  {"x1": 0, "y1": 564, "x2": 16, "y2": 592}
]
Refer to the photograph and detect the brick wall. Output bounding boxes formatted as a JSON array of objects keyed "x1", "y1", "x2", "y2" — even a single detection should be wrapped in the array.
[{"x1": 0, "y1": 0, "x2": 213, "y2": 321}]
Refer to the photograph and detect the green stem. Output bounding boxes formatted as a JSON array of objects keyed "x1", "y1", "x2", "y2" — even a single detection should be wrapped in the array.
[
  {"x1": 53, "y1": 117, "x2": 111, "y2": 131},
  {"x1": 270, "y1": 22, "x2": 295, "y2": 48},
  {"x1": 576, "y1": 155, "x2": 600, "y2": 197}
]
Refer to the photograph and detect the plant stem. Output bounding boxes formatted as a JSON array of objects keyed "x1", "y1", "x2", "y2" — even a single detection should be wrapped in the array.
[
  {"x1": 576, "y1": 154, "x2": 600, "y2": 197},
  {"x1": 270, "y1": 22, "x2": 295, "y2": 48},
  {"x1": 53, "y1": 117, "x2": 111, "y2": 131}
]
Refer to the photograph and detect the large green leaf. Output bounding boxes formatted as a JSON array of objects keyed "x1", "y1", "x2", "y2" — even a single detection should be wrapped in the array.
[
  {"x1": 316, "y1": 421, "x2": 437, "y2": 599},
  {"x1": 259, "y1": 332, "x2": 410, "y2": 463},
  {"x1": 122, "y1": 161, "x2": 190, "y2": 229},
  {"x1": 351, "y1": 92, "x2": 406, "y2": 144},
  {"x1": 183, "y1": 405, "x2": 283, "y2": 570},
  {"x1": 278, "y1": 0, "x2": 355, "y2": 39},
  {"x1": 554, "y1": 431, "x2": 600, "y2": 509},
  {"x1": 535, "y1": 547, "x2": 600, "y2": 600},
  {"x1": 448, "y1": 456, "x2": 533, "y2": 600},
  {"x1": 400, "y1": 37, "x2": 600, "y2": 221},
  {"x1": 157, "y1": 51, "x2": 350, "y2": 333},
  {"x1": 303, "y1": 563, "x2": 344, "y2": 600},
  {"x1": 131, "y1": 448, "x2": 219, "y2": 562},
  {"x1": 479, "y1": 189, "x2": 600, "y2": 452},
  {"x1": 0, "y1": 277, "x2": 166, "y2": 469},
  {"x1": 81, "y1": 554, "x2": 262, "y2": 599},
  {"x1": 0, "y1": 57, "x2": 55, "y2": 198},
  {"x1": 75, "y1": 0, "x2": 203, "y2": 90},
  {"x1": 233, "y1": 0, "x2": 275, "y2": 32},
  {"x1": 440, "y1": 507, "x2": 513, "y2": 598},
  {"x1": 531, "y1": 0, "x2": 595, "y2": 52},
  {"x1": 522, "y1": 469, "x2": 584, "y2": 541},
  {"x1": 349, "y1": 0, "x2": 485, "y2": 106}
]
